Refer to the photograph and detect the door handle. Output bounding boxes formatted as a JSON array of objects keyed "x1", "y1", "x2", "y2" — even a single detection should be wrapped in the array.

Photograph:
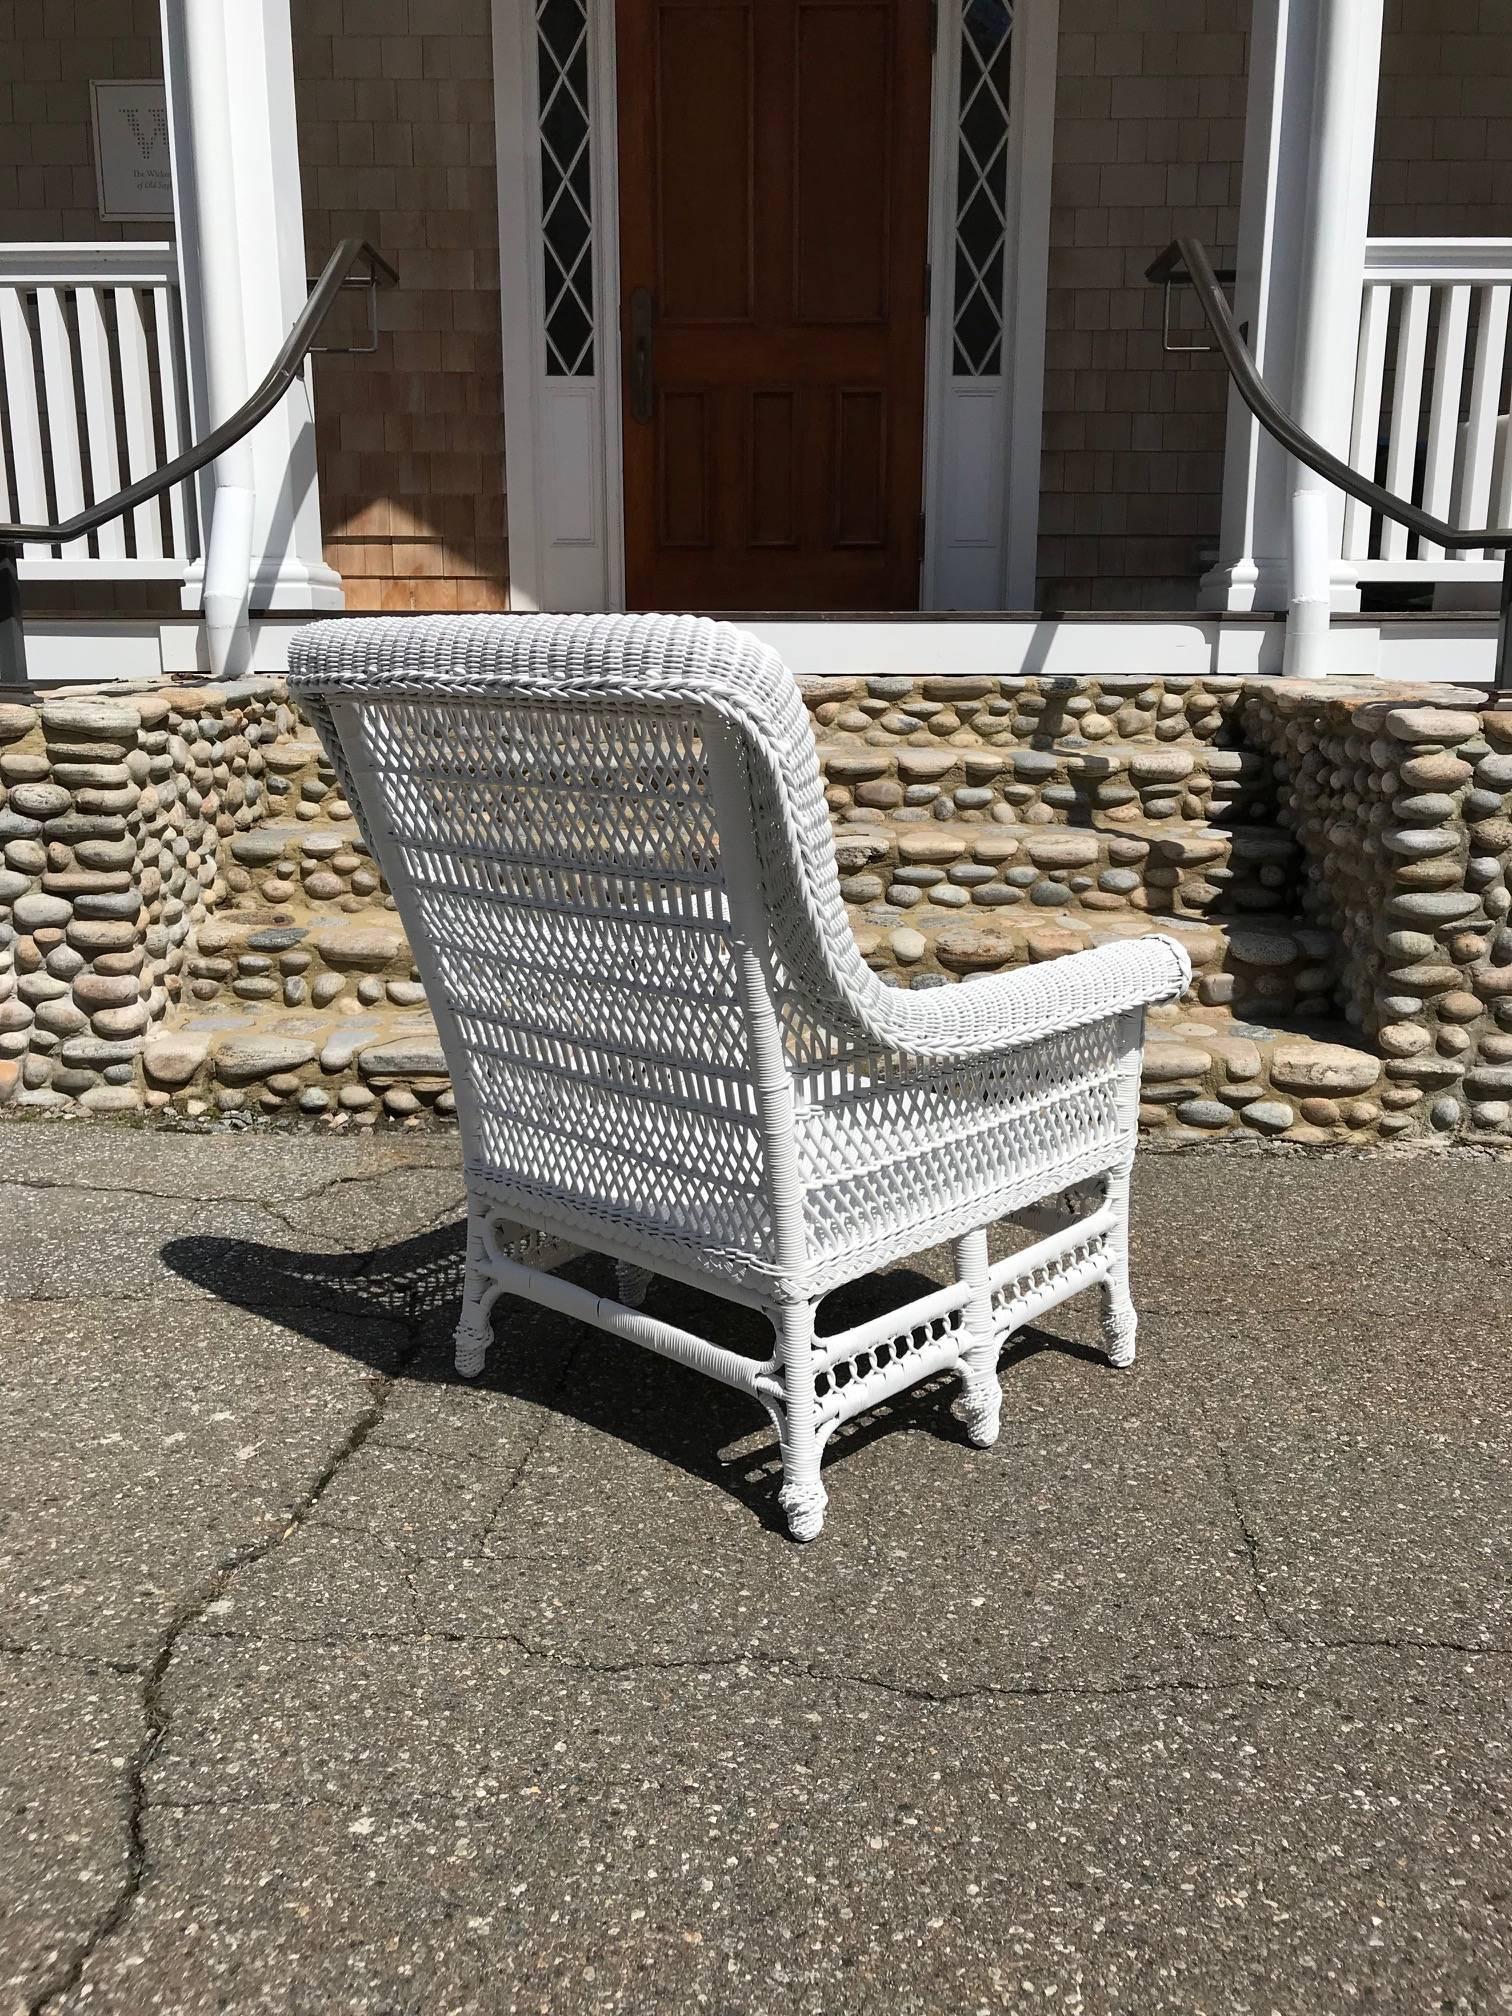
[{"x1": 629, "y1": 286, "x2": 655, "y2": 425}]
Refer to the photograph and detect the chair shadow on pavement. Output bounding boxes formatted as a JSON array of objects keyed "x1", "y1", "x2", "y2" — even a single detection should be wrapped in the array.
[{"x1": 162, "y1": 1218, "x2": 1105, "y2": 1534}]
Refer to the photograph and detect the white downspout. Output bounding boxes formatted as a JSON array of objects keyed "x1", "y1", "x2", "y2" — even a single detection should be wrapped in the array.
[
  {"x1": 175, "y1": 0, "x2": 254, "y2": 680},
  {"x1": 1286, "y1": 481, "x2": 1333, "y2": 676}
]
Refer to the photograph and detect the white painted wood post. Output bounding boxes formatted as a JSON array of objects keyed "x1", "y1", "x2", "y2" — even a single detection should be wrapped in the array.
[
  {"x1": 161, "y1": 0, "x2": 342, "y2": 677},
  {"x1": 167, "y1": 0, "x2": 253, "y2": 678},
  {"x1": 1200, "y1": 0, "x2": 1383, "y2": 678},
  {"x1": 1200, "y1": 0, "x2": 1307, "y2": 618},
  {"x1": 1285, "y1": 0, "x2": 1383, "y2": 675}
]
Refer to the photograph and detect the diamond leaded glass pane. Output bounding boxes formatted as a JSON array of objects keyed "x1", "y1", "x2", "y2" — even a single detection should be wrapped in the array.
[
  {"x1": 537, "y1": 0, "x2": 594, "y2": 376},
  {"x1": 952, "y1": 0, "x2": 1013, "y2": 377}
]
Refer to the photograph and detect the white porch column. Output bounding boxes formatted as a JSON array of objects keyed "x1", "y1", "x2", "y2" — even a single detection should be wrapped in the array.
[
  {"x1": 161, "y1": 0, "x2": 341, "y2": 677},
  {"x1": 1200, "y1": 0, "x2": 1383, "y2": 674}
]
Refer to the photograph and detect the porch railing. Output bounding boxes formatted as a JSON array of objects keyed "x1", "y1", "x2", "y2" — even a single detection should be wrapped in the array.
[
  {"x1": 0, "y1": 237, "x2": 396, "y2": 686},
  {"x1": 1343, "y1": 239, "x2": 1512, "y2": 588},
  {"x1": 0, "y1": 244, "x2": 197, "y2": 578},
  {"x1": 1147, "y1": 237, "x2": 1512, "y2": 699}
]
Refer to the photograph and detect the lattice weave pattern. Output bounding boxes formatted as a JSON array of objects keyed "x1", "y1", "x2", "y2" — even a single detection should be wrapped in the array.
[{"x1": 289, "y1": 613, "x2": 1190, "y2": 1540}]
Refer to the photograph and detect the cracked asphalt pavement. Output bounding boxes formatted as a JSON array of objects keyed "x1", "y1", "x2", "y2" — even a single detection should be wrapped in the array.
[{"x1": 3, "y1": 1127, "x2": 1511, "y2": 2013}]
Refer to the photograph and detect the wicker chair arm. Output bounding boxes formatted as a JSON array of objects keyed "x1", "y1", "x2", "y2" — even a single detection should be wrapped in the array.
[{"x1": 823, "y1": 932, "x2": 1193, "y2": 1062}]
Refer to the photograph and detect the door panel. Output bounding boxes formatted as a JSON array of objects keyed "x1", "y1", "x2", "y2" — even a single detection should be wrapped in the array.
[
  {"x1": 653, "y1": 7, "x2": 754, "y2": 322},
  {"x1": 833, "y1": 389, "x2": 886, "y2": 547},
  {"x1": 792, "y1": 5, "x2": 892, "y2": 326},
  {"x1": 748, "y1": 390, "x2": 797, "y2": 547},
  {"x1": 617, "y1": 0, "x2": 931, "y2": 611},
  {"x1": 656, "y1": 389, "x2": 714, "y2": 546}
]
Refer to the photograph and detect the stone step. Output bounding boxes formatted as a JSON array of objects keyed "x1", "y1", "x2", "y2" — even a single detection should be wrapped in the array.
[
  {"x1": 803, "y1": 674, "x2": 1246, "y2": 747},
  {"x1": 1136, "y1": 1011, "x2": 1395, "y2": 1144},
  {"x1": 182, "y1": 908, "x2": 422, "y2": 1011},
  {"x1": 834, "y1": 817, "x2": 1296, "y2": 921},
  {"x1": 223, "y1": 819, "x2": 386, "y2": 910},
  {"x1": 1141, "y1": 991, "x2": 1500, "y2": 1144},
  {"x1": 140, "y1": 1007, "x2": 450, "y2": 1122},
  {"x1": 817, "y1": 736, "x2": 1276, "y2": 827},
  {"x1": 852, "y1": 900, "x2": 1491, "y2": 1143},
  {"x1": 854, "y1": 906, "x2": 1341, "y2": 1023},
  {"x1": 140, "y1": 906, "x2": 1475, "y2": 1143},
  {"x1": 144, "y1": 935, "x2": 1394, "y2": 1142}
]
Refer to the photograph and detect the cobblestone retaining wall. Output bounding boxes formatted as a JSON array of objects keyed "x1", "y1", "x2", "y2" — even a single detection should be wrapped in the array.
[
  {"x1": 1243, "y1": 689, "x2": 1512, "y2": 1139},
  {"x1": 0, "y1": 667, "x2": 1504, "y2": 1146},
  {"x1": 0, "y1": 685, "x2": 278, "y2": 1114}
]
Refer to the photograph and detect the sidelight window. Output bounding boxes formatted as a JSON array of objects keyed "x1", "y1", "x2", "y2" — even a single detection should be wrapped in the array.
[
  {"x1": 537, "y1": 0, "x2": 595, "y2": 376},
  {"x1": 951, "y1": 0, "x2": 1014, "y2": 376}
]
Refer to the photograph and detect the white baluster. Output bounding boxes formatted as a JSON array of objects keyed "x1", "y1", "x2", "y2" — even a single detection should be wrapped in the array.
[
  {"x1": 152, "y1": 282, "x2": 192, "y2": 562},
  {"x1": 1456, "y1": 284, "x2": 1511, "y2": 560},
  {"x1": 0, "y1": 288, "x2": 46, "y2": 529},
  {"x1": 76, "y1": 285, "x2": 125, "y2": 559},
  {"x1": 116, "y1": 284, "x2": 163, "y2": 560},
  {"x1": 36, "y1": 286, "x2": 85, "y2": 553},
  {"x1": 1381, "y1": 284, "x2": 1430, "y2": 562},
  {"x1": 1418, "y1": 282, "x2": 1470, "y2": 564},
  {"x1": 1344, "y1": 283, "x2": 1390, "y2": 561}
]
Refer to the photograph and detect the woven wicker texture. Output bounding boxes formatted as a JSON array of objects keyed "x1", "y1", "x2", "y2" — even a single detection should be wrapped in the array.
[{"x1": 289, "y1": 613, "x2": 1190, "y2": 1539}]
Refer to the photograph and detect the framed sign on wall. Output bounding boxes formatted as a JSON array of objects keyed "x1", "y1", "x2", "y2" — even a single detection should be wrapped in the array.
[{"x1": 90, "y1": 80, "x2": 173, "y2": 222}]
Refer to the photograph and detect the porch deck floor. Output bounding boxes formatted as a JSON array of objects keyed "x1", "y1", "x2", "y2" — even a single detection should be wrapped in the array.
[{"x1": 3, "y1": 1126, "x2": 1510, "y2": 2012}]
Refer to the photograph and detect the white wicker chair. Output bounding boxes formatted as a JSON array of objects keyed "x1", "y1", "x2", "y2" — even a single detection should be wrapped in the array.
[{"x1": 288, "y1": 614, "x2": 1191, "y2": 1540}]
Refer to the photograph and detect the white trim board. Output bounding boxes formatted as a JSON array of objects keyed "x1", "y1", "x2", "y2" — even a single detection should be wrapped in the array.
[
  {"x1": 13, "y1": 613, "x2": 1499, "y2": 685},
  {"x1": 733, "y1": 615, "x2": 1498, "y2": 682},
  {"x1": 11, "y1": 621, "x2": 167, "y2": 683},
  {"x1": 14, "y1": 616, "x2": 299, "y2": 683},
  {"x1": 19, "y1": 559, "x2": 189, "y2": 581},
  {"x1": 742, "y1": 618, "x2": 1274, "y2": 678},
  {"x1": 491, "y1": 0, "x2": 1057, "y2": 614}
]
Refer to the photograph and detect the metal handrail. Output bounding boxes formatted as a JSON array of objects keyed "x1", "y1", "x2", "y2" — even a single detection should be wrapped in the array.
[
  {"x1": 0, "y1": 236, "x2": 396, "y2": 681},
  {"x1": 1147, "y1": 235, "x2": 1512, "y2": 697}
]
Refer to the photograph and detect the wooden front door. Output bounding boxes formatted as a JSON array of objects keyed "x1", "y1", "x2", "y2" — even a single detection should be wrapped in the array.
[{"x1": 615, "y1": 0, "x2": 933, "y2": 611}]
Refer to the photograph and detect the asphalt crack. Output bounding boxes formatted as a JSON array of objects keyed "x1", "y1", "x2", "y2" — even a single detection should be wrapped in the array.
[
  {"x1": 24, "y1": 1309, "x2": 432, "y2": 2016},
  {"x1": 179, "y1": 1620, "x2": 1297, "y2": 1707},
  {"x1": 0, "y1": 1644, "x2": 141, "y2": 1676},
  {"x1": 0, "y1": 1168, "x2": 468, "y2": 1258},
  {"x1": 473, "y1": 1344, "x2": 582, "y2": 1556},
  {"x1": 1214, "y1": 1447, "x2": 1512, "y2": 1661},
  {"x1": 1219, "y1": 1442, "x2": 1292, "y2": 1644}
]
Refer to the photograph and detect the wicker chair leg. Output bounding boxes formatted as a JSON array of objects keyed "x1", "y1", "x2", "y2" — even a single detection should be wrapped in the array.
[
  {"x1": 455, "y1": 1287, "x2": 497, "y2": 1377},
  {"x1": 615, "y1": 1261, "x2": 654, "y2": 1309},
  {"x1": 954, "y1": 1227, "x2": 1002, "y2": 1447},
  {"x1": 454, "y1": 1205, "x2": 498, "y2": 1379},
  {"x1": 1100, "y1": 1161, "x2": 1138, "y2": 1368},
  {"x1": 772, "y1": 1300, "x2": 827, "y2": 1542}
]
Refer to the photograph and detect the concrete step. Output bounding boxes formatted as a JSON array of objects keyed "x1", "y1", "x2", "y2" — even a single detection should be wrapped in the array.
[{"x1": 833, "y1": 817, "x2": 1296, "y2": 921}]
